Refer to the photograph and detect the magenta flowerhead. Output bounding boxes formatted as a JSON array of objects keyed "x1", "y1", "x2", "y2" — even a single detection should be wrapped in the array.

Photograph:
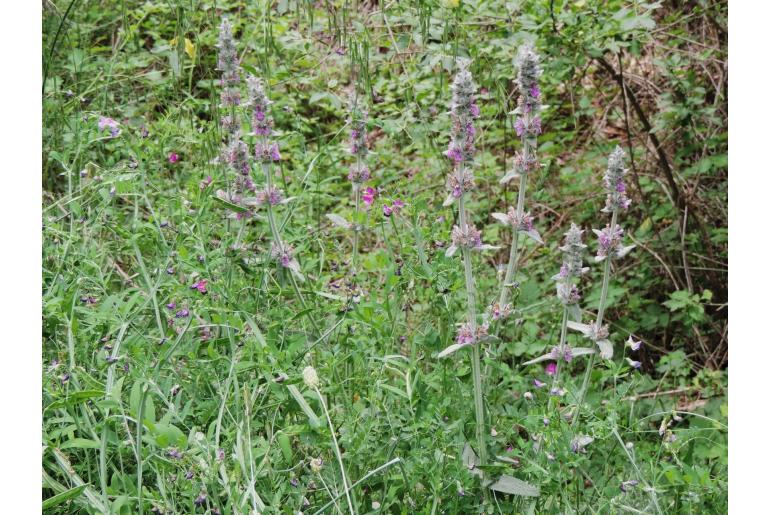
[
  {"x1": 216, "y1": 19, "x2": 241, "y2": 106},
  {"x1": 603, "y1": 146, "x2": 631, "y2": 212},
  {"x1": 445, "y1": 58, "x2": 479, "y2": 167}
]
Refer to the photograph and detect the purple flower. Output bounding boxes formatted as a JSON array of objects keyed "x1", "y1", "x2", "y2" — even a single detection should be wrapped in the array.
[
  {"x1": 545, "y1": 362, "x2": 557, "y2": 376},
  {"x1": 533, "y1": 378, "x2": 546, "y2": 388},
  {"x1": 175, "y1": 309, "x2": 190, "y2": 318},
  {"x1": 166, "y1": 302, "x2": 176, "y2": 310},
  {"x1": 620, "y1": 479, "x2": 640, "y2": 493},
  {"x1": 194, "y1": 492, "x2": 207, "y2": 507},
  {"x1": 168, "y1": 152, "x2": 179, "y2": 164},
  {"x1": 626, "y1": 336, "x2": 642, "y2": 351},
  {"x1": 166, "y1": 267, "x2": 175, "y2": 275},
  {"x1": 166, "y1": 448, "x2": 183, "y2": 459},
  {"x1": 98, "y1": 116, "x2": 121, "y2": 138},
  {"x1": 626, "y1": 358, "x2": 642, "y2": 369}
]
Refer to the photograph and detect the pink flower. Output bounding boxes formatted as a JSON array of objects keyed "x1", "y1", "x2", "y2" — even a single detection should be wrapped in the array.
[
  {"x1": 168, "y1": 152, "x2": 180, "y2": 163},
  {"x1": 362, "y1": 187, "x2": 376, "y2": 207},
  {"x1": 199, "y1": 175, "x2": 213, "y2": 190},
  {"x1": 190, "y1": 279, "x2": 208, "y2": 294},
  {"x1": 545, "y1": 362, "x2": 557, "y2": 376}
]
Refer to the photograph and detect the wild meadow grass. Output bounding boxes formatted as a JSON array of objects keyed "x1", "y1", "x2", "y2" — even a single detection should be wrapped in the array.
[{"x1": 43, "y1": 1, "x2": 727, "y2": 513}]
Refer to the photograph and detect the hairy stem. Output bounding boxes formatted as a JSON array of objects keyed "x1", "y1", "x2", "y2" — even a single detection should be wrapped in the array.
[
  {"x1": 498, "y1": 109, "x2": 533, "y2": 307},
  {"x1": 572, "y1": 209, "x2": 617, "y2": 429},
  {"x1": 459, "y1": 194, "x2": 486, "y2": 467}
]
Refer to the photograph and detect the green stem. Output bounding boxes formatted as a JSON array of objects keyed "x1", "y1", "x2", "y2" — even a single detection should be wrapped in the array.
[{"x1": 315, "y1": 386, "x2": 356, "y2": 515}]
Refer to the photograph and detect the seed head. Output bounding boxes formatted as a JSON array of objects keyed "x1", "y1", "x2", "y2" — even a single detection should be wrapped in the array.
[{"x1": 302, "y1": 366, "x2": 320, "y2": 388}]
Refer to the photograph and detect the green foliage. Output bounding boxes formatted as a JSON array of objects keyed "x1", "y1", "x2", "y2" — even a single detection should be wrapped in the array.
[{"x1": 42, "y1": 0, "x2": 727, "y2": 513}]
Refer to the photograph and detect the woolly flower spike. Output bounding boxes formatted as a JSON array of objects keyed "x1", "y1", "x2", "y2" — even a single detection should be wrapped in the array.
[
  {"x1": 516, "y1": 45, "x2": 542, "y2": 115},
  {"x1": 513, "y1": 45, "x2": 542, "y2": 140},
  {"x1": 491, "y1": 208, "x2": 543, "y2": 244},
  {"x1": 348, "y1": 110, "x2": 368, "y2": 159},
  {"x1": 603, "y1": 146, "x2": 631, "y2": 212},
  {"x1": 223, "y1": 139, "x2": 250, "y2": 176},
  {"x1": 445, "y1": 58, "x2": 479, "y2": 166},
  {"x1": 446, "y1": 224, "x2": 497, "y2": 257},
  {"x1": 594, "y1": 224, "x2": 635, "y2": 262},
  {"x1": 568, "y1": 321, "x2": 613, "y2": 359},
  {"x1": 558, "y1": 224, "x2": 588, "y2": 274},
  {"x1": 247, "y1": 75, "x2": 273, "y2": 136},
  {"x1": 302, "y1": 366, "x2": 319, "y2": 388},
  {"x1": 271, "y1": 242, "x2": 304, "y2": 280},
  {"x1": 216, "y1": 19, "x2": 240, "y2": 106}
]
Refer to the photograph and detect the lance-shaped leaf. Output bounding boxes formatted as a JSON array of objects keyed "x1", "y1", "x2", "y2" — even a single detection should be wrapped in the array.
[
  {"x1": 488, "y1": 474, "x2": 540, "y2": 497},
  {"x1": 522, "y1": 347, "x2": 596, "y2": 366},
  {"x1": 445, "y1": 245, "x2": 458, "y2": 258},
  {"x1": 491, "y1": 212, "x2": 509, "y2": 224},
  {"x1": 596, "y1": 339, "x2": 613, "y2": 359},
  {"x1": 500, "y1": 169, "x2": 521, "y2": 184},
  {"x1": 443, "y1": 194, "x2": 457, "y2": 207},
  {"x1": 522, "y1": 228, "x2": 543, "y2": 244},
  {"x1": 437, "y1": 342, "x2": 468, "y2": 359},
  {"x1": 567, "y1": 321, "x2": 592, "y2": 336},
  {"x1": 325, "y1": 213, "x2": 352, "y2": 230},
  {"x1": 214, "y1": 190, "x2": 248, "y2": 213}
]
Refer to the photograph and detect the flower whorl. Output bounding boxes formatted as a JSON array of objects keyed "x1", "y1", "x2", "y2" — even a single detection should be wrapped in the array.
[{"x1": 554, "y1": 224, "x2": 587, "y2": 305}]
